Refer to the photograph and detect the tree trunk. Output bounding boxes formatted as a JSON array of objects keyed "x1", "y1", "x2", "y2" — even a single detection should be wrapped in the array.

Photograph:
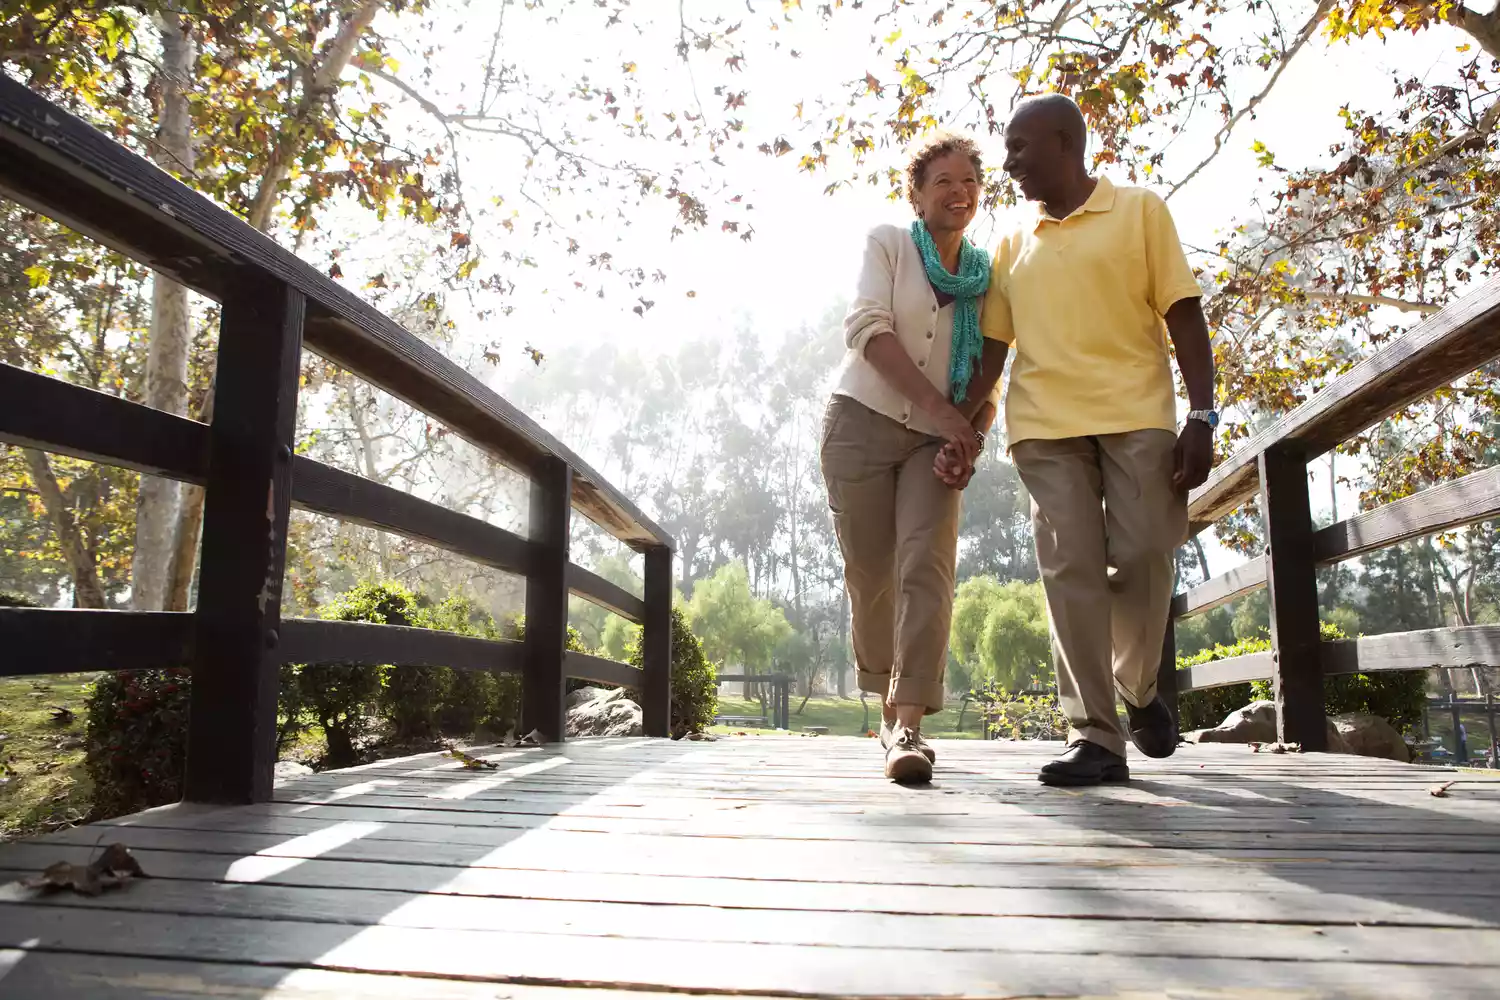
[
  {"x1": 24, "y1": 449, "x2": 106, "y2": 608},
  {"x1": 133, "y1": 14, "x2": 196, "y2": 612},
  {"x1": 166, "y1": 0, "x2": 388, "y2": 608}
]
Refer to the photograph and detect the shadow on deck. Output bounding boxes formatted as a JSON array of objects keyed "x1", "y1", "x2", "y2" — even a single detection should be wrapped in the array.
[{"x1": 1, "y1": 737, "x2": 1499, "y2": 998}]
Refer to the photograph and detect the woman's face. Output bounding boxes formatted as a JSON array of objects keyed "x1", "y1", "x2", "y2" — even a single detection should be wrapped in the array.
[{"x1": 915, "y1": 150, "x2": 981, "y2": 234}]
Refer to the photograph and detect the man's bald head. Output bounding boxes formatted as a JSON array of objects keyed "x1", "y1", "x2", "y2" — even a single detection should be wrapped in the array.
[
  {"x1": 1009, "y1": 94, "x2": 1088, "y2": 165},
  {"x1": 1002, "y1": 93, "x2": 1092, "y2": 207}
]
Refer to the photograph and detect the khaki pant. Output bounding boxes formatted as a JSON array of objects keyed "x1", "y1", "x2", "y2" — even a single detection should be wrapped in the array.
[
  {"x1": 1012, "y1": 431, "x2": 1186, "y2": 757},
  {"x1": 820, "y1": 394, "x2": 959, "y2": 714}
]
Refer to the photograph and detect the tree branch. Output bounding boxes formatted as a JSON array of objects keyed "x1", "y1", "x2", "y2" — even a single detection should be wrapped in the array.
[
  {"x1": 1299, "y1": 290, "x2": 1441, "y2": 315},
  {"x1": 1166, "y1": 0, "x2": 1334, "y2": 200}
]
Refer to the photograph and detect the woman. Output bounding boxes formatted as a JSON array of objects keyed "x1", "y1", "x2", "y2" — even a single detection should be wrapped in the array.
[{"x1": 820, "y1": 133, "x2": 1009, "y2": 784}]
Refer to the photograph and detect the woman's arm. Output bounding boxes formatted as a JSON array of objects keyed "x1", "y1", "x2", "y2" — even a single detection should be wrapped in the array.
[{"x1": 864, "y1": 334, "x2": 980, "y2": 466}]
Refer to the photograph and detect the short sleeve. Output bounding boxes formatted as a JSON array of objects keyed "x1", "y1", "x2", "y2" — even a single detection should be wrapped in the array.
[
  {"x1": 1143, "y1": 193, "x2": 1202, "y2": 316},
  {"x1": 980, "y1": 255, "x2": 1015, "y2": 345}
]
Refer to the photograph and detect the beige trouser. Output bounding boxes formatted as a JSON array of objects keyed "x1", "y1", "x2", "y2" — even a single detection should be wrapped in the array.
[
  {"x1": 1012, "y1": 431, "x2": 1187, "y2": 757},
  {"x1": 820, "y1": 394, "x2": 959, "y2": 715}
]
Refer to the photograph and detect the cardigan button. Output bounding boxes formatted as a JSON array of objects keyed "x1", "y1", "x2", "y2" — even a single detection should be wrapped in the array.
[
  {"x1": 918, "y1": 359, "x2": 926, "y2": 368},
  {"x1": 926, "y1": 331, "x2": 934, "y2": 339}
]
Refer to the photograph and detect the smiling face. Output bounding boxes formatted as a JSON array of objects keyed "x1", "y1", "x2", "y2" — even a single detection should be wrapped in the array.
[
  {"x1": 1002, "y1": 108, "x2": 1070, "y2": 205},
  {"x1": 913, "y1": 149, "x2": 981, "y2": 235}
]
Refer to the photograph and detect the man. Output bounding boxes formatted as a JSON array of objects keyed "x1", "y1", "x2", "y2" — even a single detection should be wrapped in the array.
[{"x1": 971, "y1": 94, "x2": 1217, "y2": 786}]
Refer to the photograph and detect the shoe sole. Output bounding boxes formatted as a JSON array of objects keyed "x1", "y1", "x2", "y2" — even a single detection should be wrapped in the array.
[
  {"x1": 885, "y1": 753, "x2": 933, "y2": 785},
  {"x1": 1037, "y1": 765, "x2": 1130, "y2": 787}
]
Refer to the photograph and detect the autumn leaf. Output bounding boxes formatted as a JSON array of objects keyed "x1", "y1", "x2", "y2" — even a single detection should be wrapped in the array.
[
  {"x1": 22, "y1": 265, "x2": 50, "y2": 288},
  {"x1": 328, "y1": 263, "x2": 344, "y2": 279}
]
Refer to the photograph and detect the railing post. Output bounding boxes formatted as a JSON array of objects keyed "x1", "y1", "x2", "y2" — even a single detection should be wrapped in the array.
[
  {"x1": 641, "y1": 544, "x2": 673, "y2": 737},
  {"x1": 184, "y1": 279, "x2": 305, "y2": 803},
  {"x1": 1157, "y1": 612, "x2": 1179, "y2": 726},
  {"x1": 523, "y1": 456, "x2": 571, "y2": 742},
  {"x1": 1258, "y1": 447, "x2": 1325, "y2": 751}
]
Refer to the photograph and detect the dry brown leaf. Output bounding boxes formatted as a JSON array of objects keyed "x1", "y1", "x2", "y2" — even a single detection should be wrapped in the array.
[
  {"x1": 518, "y1": 729, "x2": 546, "y2": 746},
  {"x1": 21, "y1": 843, "x2": 148, "y2": 897},
  {"x1": 1431, "y1": 781, "x2": 1456, "y2": 797},
  {"x1": 443, "y1": 749, "x2": 498, "y2": 770}
]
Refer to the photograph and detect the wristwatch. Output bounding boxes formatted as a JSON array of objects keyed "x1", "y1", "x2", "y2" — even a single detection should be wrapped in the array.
[{"x1": 1187, "y1": 409, "x2": 1219, "y2": 428}]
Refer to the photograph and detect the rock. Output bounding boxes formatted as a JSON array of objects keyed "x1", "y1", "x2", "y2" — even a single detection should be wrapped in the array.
[
  {"x1": 1189, "y1": 700, "x2": 1278, "y2": 744},
  {"x1": 1332, "y1": 712, "x2": 1411, "y2": 762},
  {"x1": 1186, "y1": 700, "x2": 1350, "y2": 754},
  {"x1": 273, "y1": 761, "x2": 313, "y2": 778},
  {"x1": 565, "y1": 685, "x2": 643, "y2": 738}
]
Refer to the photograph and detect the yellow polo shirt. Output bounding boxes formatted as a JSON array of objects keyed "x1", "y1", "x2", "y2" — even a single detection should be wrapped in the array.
[{"x1": 980, "y1": 176, "x2": 1202, "y2": 445}]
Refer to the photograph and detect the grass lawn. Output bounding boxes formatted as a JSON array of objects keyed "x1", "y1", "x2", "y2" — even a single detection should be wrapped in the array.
[
  {"x1": 707, "y1": 694, "x2": 983, "y2": 740},
  {"x1": 0, "y1": 672, "x2": 96, "y2": 840}
]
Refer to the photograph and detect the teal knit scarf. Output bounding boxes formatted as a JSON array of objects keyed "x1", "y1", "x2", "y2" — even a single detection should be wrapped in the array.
[{"x1": 910, "y1": 220, "x2": 991, "y2": 404}]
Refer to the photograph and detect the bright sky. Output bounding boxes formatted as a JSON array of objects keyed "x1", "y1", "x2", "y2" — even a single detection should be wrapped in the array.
[{"x1": 312, "y1": 1, "x2": 1471, "y2": 576}]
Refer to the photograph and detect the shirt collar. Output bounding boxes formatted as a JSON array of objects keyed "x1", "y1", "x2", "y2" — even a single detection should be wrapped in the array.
[{"x1": 1034, "y1": 175, "x2": 1116, "y2": 231}]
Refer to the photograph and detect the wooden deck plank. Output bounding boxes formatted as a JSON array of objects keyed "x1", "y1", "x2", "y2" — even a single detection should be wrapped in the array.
[{"x1": 0, "y1": 738, "x2": 1496, "y2": 998}]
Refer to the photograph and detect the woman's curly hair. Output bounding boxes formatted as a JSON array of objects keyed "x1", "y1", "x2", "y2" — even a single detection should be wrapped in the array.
[{"x1": 905, "y1": 133, "x2": 983, "y2": 213}]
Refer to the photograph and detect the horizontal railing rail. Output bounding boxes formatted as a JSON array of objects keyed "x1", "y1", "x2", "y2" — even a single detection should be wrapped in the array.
[
  {"x1": 0, "y1": 78, "x2": 674, "y2": 804},
  {"x1": 1165, "y1": 272, "x2": 1500, "y2": 748}
]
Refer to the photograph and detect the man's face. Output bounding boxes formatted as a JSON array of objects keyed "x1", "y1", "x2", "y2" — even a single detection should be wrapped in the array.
[{"x1": 1002, "y1": 112, "x2": 1065, "y2": 202}]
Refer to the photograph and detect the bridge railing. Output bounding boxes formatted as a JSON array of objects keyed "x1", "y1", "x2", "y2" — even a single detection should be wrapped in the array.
[
  {"x1": 1161, "y1": 273, "x2": 1500, "y2": 748},
  {"x1": 0, "y1": 79, "x2": 674, "y2": 804}
]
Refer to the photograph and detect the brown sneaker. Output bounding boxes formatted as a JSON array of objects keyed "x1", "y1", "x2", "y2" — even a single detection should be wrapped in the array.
[
  {"x1": 884, "y1": 725, "x2": 934, "y2": 784},
  {"x1": 880, "y1": 719, "x2": 936, "y2": 763}
]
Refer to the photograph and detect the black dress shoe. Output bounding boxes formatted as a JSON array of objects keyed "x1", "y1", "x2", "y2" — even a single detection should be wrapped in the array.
[
  {"x1": 1038, "y1": 740, "x2": 1130, "y2": 787},
  {"x1": 1125, "y1": 695, "x2": 1179, "y2": 759}
]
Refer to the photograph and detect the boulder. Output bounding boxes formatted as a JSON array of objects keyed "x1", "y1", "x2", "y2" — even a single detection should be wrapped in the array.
[
  {"x1": 1331, "y1": 712, "x2": 1411, "y2": 762},
  {"x1": 274, "y1": 760, "x2": 313, "y2": 779},
  {"x1": 1187, "y1": 700, "x2": 1277, "y2": 744},
  {"x1": 1185, "y1": 700, "x2": 1351, "y2": 754},
  {"x1": 566, "y1": 685, "x2": 644, "y2": 738}
]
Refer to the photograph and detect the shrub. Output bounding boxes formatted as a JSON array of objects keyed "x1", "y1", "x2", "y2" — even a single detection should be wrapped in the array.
[
  {"x1": 972, "y1": 683, "x2": 1068, "y2": 741},
  {"x1": 1177, "y1": 621, "x2": 1428, "y2": 735},
  {"x1": 0, "y1": 592, "x2": 38, "y2": 607},
  {"x1": 84, "y1": 668, "x2": 191, "y2": 818},
  {"x1": 625, "y1": 606, "x2": 717, "y2": 737},
  {"x1": 429, "y1": 595, "x2": 520, "y2": 736},
  {"x1": 282, "y1": 581, "x2": 416, "y2": 768}
]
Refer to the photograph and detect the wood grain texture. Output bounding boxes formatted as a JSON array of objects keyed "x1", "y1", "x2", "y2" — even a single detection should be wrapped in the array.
[
  {"x1": 563, "y1": 651, "x2": 641, "y2": 688},
  {"x1": 0, "y1": 78, "x2": 670, "y2": 550},
  {"x1": 566, "y1": 563, "x2": 646, "y2": 624},
  {"x1": 292, "y1": 457, "x2": 531, "y2": 576},
  {"x1": 184, "y1": 280, "x2": 304, "y2": 805},
  {"x1": 0, "y1": 609, "x2": 192, "y2": 676},
  {"x1": 280, "y1": 619, "x2": 523, "y2": 673},
  {"x1": 0, "y1": 363, "x2": 209, "y2": 483},
  {"x1": 1314, "y1": 465, "x2": 1500, "y2": 563},
  {"x1": 1177, "y1": 651, "x2": 1274, "y2": 692},
  {"x1": 1, "y1": 739, "x2": 1497, "y2": 998},
  {"x1": 1188, "y1": 275, "x2": 1500, "y2": 529},
  {"x1": 1324, "y1": 625, "x2": 1500, "y2": 675},
  {"x1": 1172, "y1": 557, "x2": 1267, "y2": 618},
  {"x1": 640, "y1": 545, "x2": 673, "y2": 737},
  {"x1": 1260, "y1": 448, "x2": 1326, "y2": 750},
  {"x1": 523, "y1": 458, "x2": 571, "y2": 741}
]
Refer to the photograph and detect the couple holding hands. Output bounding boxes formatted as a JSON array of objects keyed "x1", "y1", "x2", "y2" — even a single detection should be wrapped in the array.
[{"x1": 819, "y1": 94, "x2": 1218, "y2": 786}]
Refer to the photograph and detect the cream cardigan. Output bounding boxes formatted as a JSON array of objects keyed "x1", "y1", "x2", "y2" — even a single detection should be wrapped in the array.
[{"x1": 833, "y1": 224, "x2": 997, "y2": 438}]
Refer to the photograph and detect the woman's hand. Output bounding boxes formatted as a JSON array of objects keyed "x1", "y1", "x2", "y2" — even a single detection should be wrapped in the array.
[
  {"x1": 932, "y1": 403, "x2": 981, "y2": 468},
  {"x1": 934, "y1": 441, "x2": 976, "y2": 490}
]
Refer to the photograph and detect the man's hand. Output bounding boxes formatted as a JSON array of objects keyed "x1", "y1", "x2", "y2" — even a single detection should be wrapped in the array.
[
  {"x1": 934, "y1": 441, "x2": 976, "y2": 490},
  {"x1": 1173, "y1": 419, "x2": 1213, "y2": 493}
]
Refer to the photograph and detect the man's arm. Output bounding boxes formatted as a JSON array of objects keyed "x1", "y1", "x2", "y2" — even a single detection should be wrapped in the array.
[
  {"x1": 936, "y1": 340, "x2": 1009, "y2": 488},
  {"x1": 1165, "y1": 296, "x2": 1215, "y2": 492}
]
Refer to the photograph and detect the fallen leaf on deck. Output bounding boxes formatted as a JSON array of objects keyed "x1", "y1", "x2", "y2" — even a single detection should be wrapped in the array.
[
  {"x1": 686, "y1": 732, "x2": 715, "y2": 741},
  {"x1": 444, "y1": 749, "x2": 499, "y2": 770},
  {"x1": 1431, "y1": 781, "x2": 1456, "y2": 797},
  {"x1": 518, "y1": 729, "x2": 546, "y2": 746},
  {"x1": 20, "y1": 843, "x2": 148, "y2": 896}
]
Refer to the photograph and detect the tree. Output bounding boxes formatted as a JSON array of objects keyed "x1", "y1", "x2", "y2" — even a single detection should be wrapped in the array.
[
  {"x1": 685, "y1": 560, "x2": 792, "y2": 696},
  {"x1": 950, "y1": 577, "x2": 1052, "y2": 695},
  {"x1": 762, "y1": 0, "x2": 1500, "y2": 552}
]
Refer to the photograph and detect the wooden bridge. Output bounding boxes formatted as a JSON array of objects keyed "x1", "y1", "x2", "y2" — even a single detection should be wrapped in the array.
[{"x1": 2, "y1": 80, "x2": 1500, "y2": 997}]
